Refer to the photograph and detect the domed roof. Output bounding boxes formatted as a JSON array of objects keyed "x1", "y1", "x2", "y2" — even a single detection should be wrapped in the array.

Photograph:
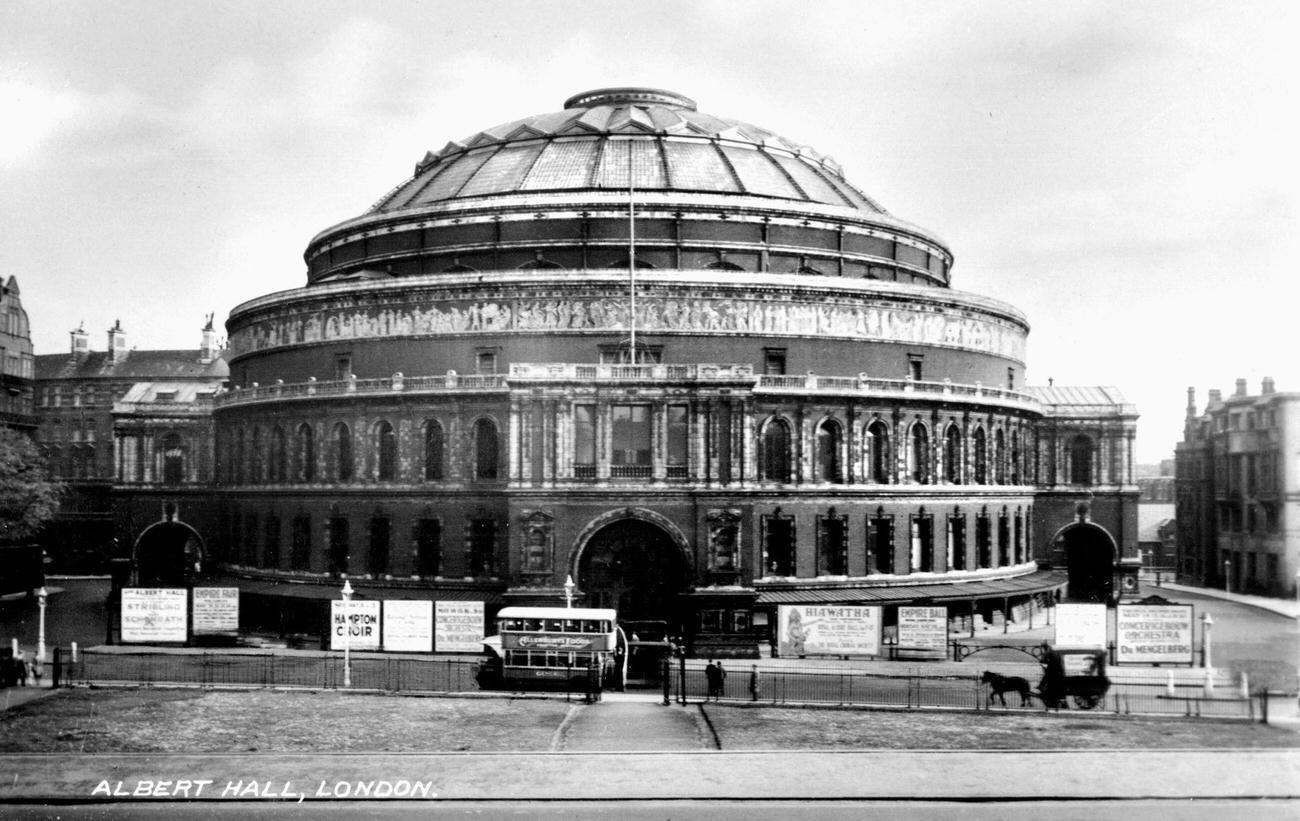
[{"x1": 370, "y1": 88, "x2": 888, "y2": 215}]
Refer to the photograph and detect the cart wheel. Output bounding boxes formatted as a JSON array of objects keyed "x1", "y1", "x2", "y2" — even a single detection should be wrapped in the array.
[{"x1": 1073, "y1": 693, "x2": 1102, "y2": 710}]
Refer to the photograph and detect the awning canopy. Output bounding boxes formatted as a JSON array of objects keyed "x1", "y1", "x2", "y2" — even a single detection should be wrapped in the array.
[
  {"x1": 753, "y1": 570, "x2": 1066, "y2": 607},
  {"x1": 214, "y1": 575, "x2": 507, "y2": 606}
]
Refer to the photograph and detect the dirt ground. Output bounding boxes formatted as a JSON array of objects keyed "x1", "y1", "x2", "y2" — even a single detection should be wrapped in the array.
[{"x1": 1, "y1": 688, "x2": 1296, "y2": 753}]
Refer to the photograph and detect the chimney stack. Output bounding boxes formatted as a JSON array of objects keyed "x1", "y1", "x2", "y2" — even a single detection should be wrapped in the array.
[
  {"x1": 1186, "y1": 387, "x2": 1196, "y2": 418},
  {"x1": 1208, "y1": 389, "x2": 1222, "y2": 405},
  {"x1": 69, "y1": 322, "x2": 88, "y2": 361},
  {"x1": 107, "y1": 319, "x2": 127, "y2": 362},
  {"x1": 199, "y1": 313, "x2": 219, "y2": 364},
  {"x1": 1234, "y1": 377, "x2": 1247, "y2": 397},
  {"x1": 1262, "y1": 376, "x2": 1276, "y2": 395}
]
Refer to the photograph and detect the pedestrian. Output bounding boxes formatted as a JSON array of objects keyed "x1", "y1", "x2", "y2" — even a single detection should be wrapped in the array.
[
  {"x1": 716, "y1": 661, "x2": 726, "y2": 701},
  {"x1": 705, "y1": 659, "x2": 723, "y2": 701}
]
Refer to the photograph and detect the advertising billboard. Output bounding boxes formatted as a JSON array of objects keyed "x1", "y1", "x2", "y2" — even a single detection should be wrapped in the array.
[
  {"x1": 897, "y1": 606, "x2": 949, "y2": 659},
  {"x1": 435, "y1": 601, "x2": 485, "y2": 653},
  {"x1": 330, "y1": 600, "x2": 381, "y2": 650},
  {"x1": 192, "y1": 587, "x2": 240, "y2": 634},
  {"x1": 1054, "y1": 603, "x2": 1108, "y2": 648},
  {"x1": 121, "y1": 588, "x2": 188, "y2": 643},
  {"x1": 383, "y1": 600, "x2": 434, "y2": 652},
  {"x1": 1115, "y1": 603, "x2": 1194, "y2": 664},
  {"x1": 777, "y1": 605, "x2": 882, "y2": 657}
]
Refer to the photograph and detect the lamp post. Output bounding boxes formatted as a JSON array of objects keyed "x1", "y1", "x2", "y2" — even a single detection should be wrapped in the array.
[
  {"x1": 563, "y1": 575, "x2": 575, "y2": 609},
  {"x1": 1201, "y1": 612, "x2": 1213, "y2": 670},
  {"x1": 1294, "y1": 572, "x2": 1299, "y2": 707},
  {"x1": 36, "y1": 586, "x2": 48, "y2": 664},
  {"x1": 340, "y1": 578, "x2": 353, "y2": 688}
]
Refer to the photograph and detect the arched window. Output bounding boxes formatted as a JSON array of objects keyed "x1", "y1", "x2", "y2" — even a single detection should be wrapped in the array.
[
  {"x1": 334, "y1": 423, "x2": 353, "y2": 482},
  {"x1": 295, "y1": 423, "x2": 315, "y2": 482},
  {"x1": 815, "y1": 419, "x2": 842, "y2": 483},
  {"x1": 943, "y1": 424, "x2": 962, "y2": 483},
  {"x1": 994, "y1": 428, "x2": 1006, "y2": 485},
  {"x1": 474, "y1": 418, "x2": 499, "y2": 481},
  {"x1": 269, "y1": 426, "x2": 287, "y2": 483},
  {"x1": 234, "y1": 429, "x2": 246, "y2": 484},
  {"x1": 909, "y1": 422, "x2": 930, "y2": 484},
  {"x1": 607, "y1": 257, "x2": 656, "y2": 270},
  {"x1": 375, "y1": 421, "x2": 397, "y2": 481},
  {"x1": 1069, "y1": 435, "x2": 1094, "y2": 485},
  {"x1": 973, "y1": 427, "x2": 988, "y2": 484},
  {"x1": 424, "y1": 420, "x2": 444, "y2": 481},
  {"x1": 866, "y1": 419, "x2": 891, "y2": 484},
  {"x1": 1010, "y1": 430, "x2": 1021, "y2": 485},
  {"x1": 161, "y1": 433, "x2": 185, "y2": 484},
  {"x1": 706, "y1": 260, "x2": 744, "y2": 271},
  {"x1": 250, "y1": 427, "x2": 264, "y2": 483},
  {"x1": 760, "y1": 418, "x2": 792, "y2": 482},
  {"x1": 519, "y1": 258, "x2": 564, "y2": 270}
]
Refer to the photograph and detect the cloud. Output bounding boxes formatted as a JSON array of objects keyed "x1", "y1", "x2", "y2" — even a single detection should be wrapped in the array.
[{"x1": 0, "y1": 79, "x2": 80, "y2": 168}]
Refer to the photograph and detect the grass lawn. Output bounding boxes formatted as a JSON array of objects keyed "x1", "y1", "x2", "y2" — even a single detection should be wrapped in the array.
[
  {"x1": 702, "y1": 704, "x2": 1300, "y2": 750},
  {"x1": 2, "y1": 688, "x2": 1297, "y2": 753}
]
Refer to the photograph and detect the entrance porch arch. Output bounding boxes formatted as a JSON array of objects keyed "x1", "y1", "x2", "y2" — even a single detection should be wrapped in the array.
[
  {"x1": 1050, "y1": 521, "x2": 1117, "y2": 603},
  {"x1": 570, "y1": 508, "x2": 692, "y2": 623},
  {"x1": 134, "y1": 519, "x2": 206, "y2": 587}
]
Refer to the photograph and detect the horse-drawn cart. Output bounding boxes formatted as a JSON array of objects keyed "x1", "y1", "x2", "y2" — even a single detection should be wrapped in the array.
[{"x1": 1039, "y1": 647, "x2": 1110, "y2": 710}]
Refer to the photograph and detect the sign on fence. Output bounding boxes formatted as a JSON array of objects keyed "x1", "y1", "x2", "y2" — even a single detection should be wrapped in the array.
[
  {"x1": 331, "y1": 600, "x2": 381, "y2": 650},
  {"x1": 192, "y1": 587, "x2": 240, "y2": 634},
  {"x1": 1054, "y1": 603, "x2": 1107, "y2": 648},
  {"x1": 1115, "y1": 603, "x2": 1194, "y2": 664},
  {"x1": 121, "y1": 588, "x2": 188, "y2": 643},
  {"x1": 897, "y1": 606, "x2": 949, "y2": 658},
  {"x1": 777, "y1": 605, "x2": 881, "y2": 657},
  {"x1": 383, "y1": 600, "x2": 434, "y2": 652},
  {"x1": 435, "y1": 601, "x2": 484, "y2": 652}
]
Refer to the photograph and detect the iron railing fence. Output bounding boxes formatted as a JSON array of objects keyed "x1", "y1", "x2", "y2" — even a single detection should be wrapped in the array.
[
  {"x1": 670, "y1": 661, "x2": 1258, "y2": 720},
  {"x1": 65, "y1": 650, "x2": 486, "y2": 694},
  {"x1": 53, "y1": 649, "x2": 1258, "y2": 721}
]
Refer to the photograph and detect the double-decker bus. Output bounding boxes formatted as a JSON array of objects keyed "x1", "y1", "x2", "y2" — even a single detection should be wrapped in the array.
[{"x1": 487, "y1": 606, "x2": 620, "y2": 689}]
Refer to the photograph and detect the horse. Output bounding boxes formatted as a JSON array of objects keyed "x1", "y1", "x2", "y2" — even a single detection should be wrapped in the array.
[{"x1": 980, "y1": 671, "x2": 1033, "y2": 707}]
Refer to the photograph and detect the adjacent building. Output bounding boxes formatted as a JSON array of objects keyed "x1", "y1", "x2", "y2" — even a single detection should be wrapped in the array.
[
  {"x1": 1176, "y1": 378, "x2": 1300, "y2": 596},
  {"x1": 33, "y1": 319, "x2": 228, "y2": 572}
]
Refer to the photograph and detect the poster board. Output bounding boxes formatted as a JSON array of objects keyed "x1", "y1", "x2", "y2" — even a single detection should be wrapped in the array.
[
  {"x1": 897, "y1": 606, "x2": 949, "y2": 659},
  {"x1": 330, "y1": 600, "x2": 381, "y2": 650},
  {"x1": 777, "y1": 605, "x2": 882, "y2": 657},
  {"x1": 1054, "y1": 603, "x2": 1108, "y2": 648},
  {"x1": 1115, "y1": 603, "x2": 1194, "y2": 664},
  {"x1": 121, "y1": 588, "x2": 188, "y2": 643},
  {"x1": 435, "y1": 601, "x2": 485, "y2": 653},
  {"x1": 383, "y1": 600, "x2": 434, "y2": 652},
  {"x1": 191, "y1": 587, "x2": 240, "y2": 634}
]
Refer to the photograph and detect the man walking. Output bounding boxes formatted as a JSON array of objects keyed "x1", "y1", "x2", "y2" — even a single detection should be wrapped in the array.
[{"x1": 705, "y1": 659, "x2": 725, "y2": 701}]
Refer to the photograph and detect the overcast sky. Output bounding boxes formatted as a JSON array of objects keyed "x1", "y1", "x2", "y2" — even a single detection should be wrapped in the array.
[{"x1": 2, "y1": 0, "x2": 1296, "y2": 463}]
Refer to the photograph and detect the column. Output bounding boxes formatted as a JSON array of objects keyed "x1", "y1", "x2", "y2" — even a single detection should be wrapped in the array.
[
  {"x1": 652, "y1": 401, "x2": 666, "y2": 481},
  {"x1": 507, "y1": 398, "x2": 524, "y2": 483},
  {"x1": 597, "y1": 402, "x2": 612, "y2": 480}
]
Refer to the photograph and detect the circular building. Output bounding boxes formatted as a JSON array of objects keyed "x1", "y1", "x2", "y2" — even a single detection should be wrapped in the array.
[{"x1": 215, "y1": 88, "x2": 1065, "y2": 653}]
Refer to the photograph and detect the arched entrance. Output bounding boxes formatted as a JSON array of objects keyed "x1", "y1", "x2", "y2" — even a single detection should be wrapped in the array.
[
  {"x1": 574, "y1": 513, "x2": 689, "y2": 624},
  {"x1": 1057, "y1": 523, "x2": 1116, "y2": 603},
  {"x1": 135, "y1": 520, "x2": 205, "y2": 587}
]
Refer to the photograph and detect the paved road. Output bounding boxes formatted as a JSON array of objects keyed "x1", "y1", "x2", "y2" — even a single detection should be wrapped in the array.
[{"x1": 3, "y1": 799, "x2": 1300, "y2": 821}]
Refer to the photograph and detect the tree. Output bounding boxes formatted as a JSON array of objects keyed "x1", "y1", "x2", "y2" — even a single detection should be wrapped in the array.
[{"x1": 0, "y1": 427, "x2": 61, "y2": 543}]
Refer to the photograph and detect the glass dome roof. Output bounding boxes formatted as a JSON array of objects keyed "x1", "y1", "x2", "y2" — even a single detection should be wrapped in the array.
[{"x1": 370, "y1": 88, "x2": 888, "y2": 214}]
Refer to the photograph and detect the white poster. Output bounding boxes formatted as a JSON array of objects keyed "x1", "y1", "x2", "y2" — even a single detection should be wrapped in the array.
[
  {"x1": 1115, "y1": 604, "x2": 1194, "y2": 664},
  {"x1": 435, "y1": 601, "x2": 484, "y2": 653},
  {"x1": 192, "y1": 587, "x2": 240, "y2": 634},
  {"x1": 777, "y1": 605, "x2": 882, "y2": 657},
  {"x1": 383, "y1": 600, "x2": 434, "y2": 652},
  {"x1": 897, "y1": 606, "x2": 949, "y2": 658},
  {"x1": 1054, "y1": 603, "x2": 1108, "y2": 648},
  {"x1": 330, "y1": 600, "x2": 381, "y2": 650},
  {"x1": 121, "y1": 588, "x2": 188, "y2": 643}
]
